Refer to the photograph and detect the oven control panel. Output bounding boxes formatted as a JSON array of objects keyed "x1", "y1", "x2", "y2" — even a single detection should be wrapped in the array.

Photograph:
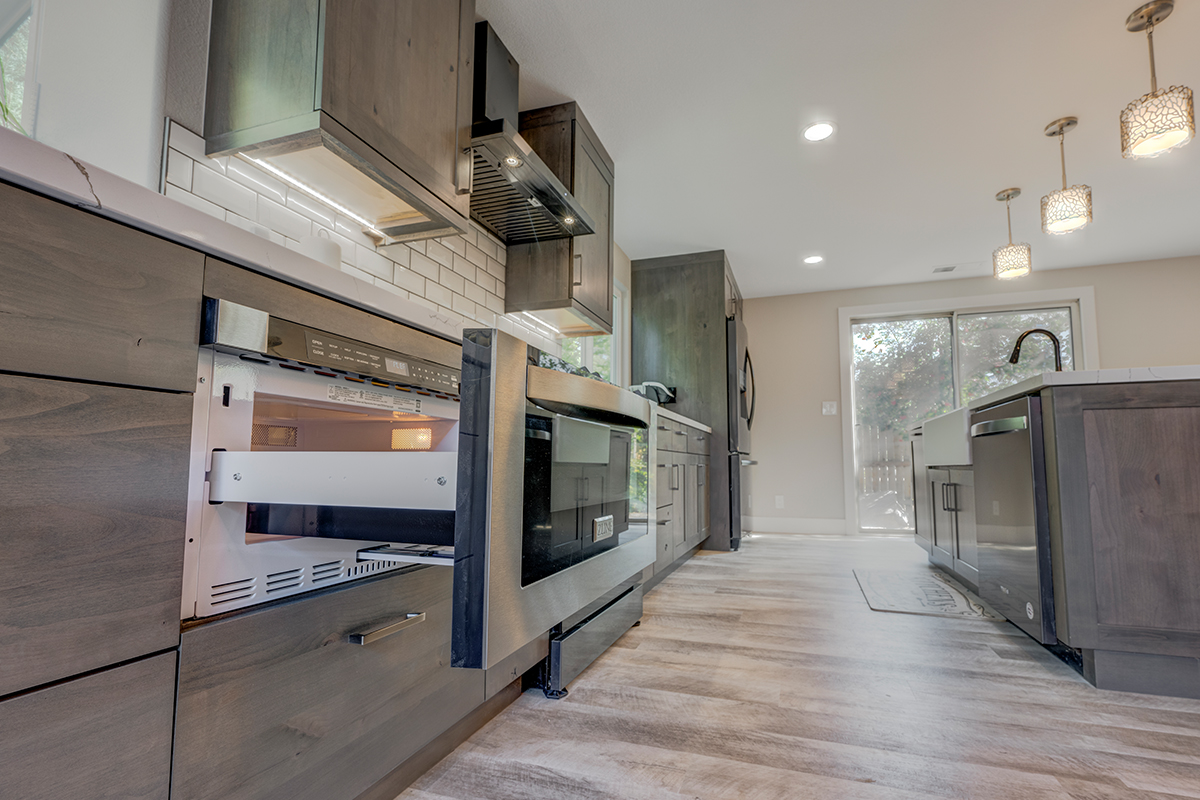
[{"x1": 269, "y1": 318, "x2": 460, "y2": 395}]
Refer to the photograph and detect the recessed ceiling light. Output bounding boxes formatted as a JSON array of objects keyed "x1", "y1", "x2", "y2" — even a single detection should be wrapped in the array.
[
  {"x1": 803, "y1": 255, "x2": 824, "y2": 265},
  {"x1": 802, "y1": 122, "x2": 835, "y2": 142}
]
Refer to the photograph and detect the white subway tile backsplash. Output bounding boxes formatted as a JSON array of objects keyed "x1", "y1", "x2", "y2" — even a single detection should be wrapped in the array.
[
  {"x1": 391, "y1": 265, "x2": 425, "y2": 295},
  {"x1": 465, "y1": 242, "x2": 488, "y2": 267},
  {"x1": 372, "y1": 280, "x2": 409, "y2": 300},
  {"x1": 378, "y1": 241, "x2": 410, "y2": 268},
  {"x1": 485, "y1": 292, "x2": 504, "y2": 314},
  {"x1": 440, "y1": 265, "x2": 465, "y2": 295},
  {"x1": 165, "y1": 183, "x2": 226, "y2": 220},
  {"x1": 474, "y1": 236, "x2": 498, "y2": 262},
  {"x1": 409, "y1": 251, "x2": 440, "y2": 280},
  {"x1": 257, "y1": 196, "x2": 313, "y2": 241},
  {"x1": 355, "y1": 245, "x2": 393, "y2": 280},
  {"x1": 165, "y1": 148, "x2": 192, "y2": 191},
  {"x1": 426, "y1": 240, "x2": 453, "y2": 268},
  {"x1": 436, "y1": 306, "x2": 465, "y2": 326},
  {"x1": 451, "y1": 293, "x2": 475, "y2": 317},
  {"x1": 474, "y1": 308, "x2": 497, "y2": 327},
  {"x1": 335, "y1": 214, "x2": 378, "y2": 249},
  {"x1": 286, "y1": 192, "x2": 336, "y2": 229},
  {"x1": 408, "y1": 294, "x2": 438, "y2": 312},
  {"x1": 486, "y1": 256, "x2": 505, "y2": 282},
  {"x1": 317, "y1": 227, "x2": 359, "y2": 267},
  {"x1": 464, "y1": 281, "x2": 487, "y2": 305},
  {"x1": 477, "y1": 271, "x2": 497, "y2": 294},
  {"x1": 167, "y1": 121, "x2": 209, "y2": 162},
  {"x1": 425, "y1": 282, "x2": 453, "y2": 307},
  {"x1": 226, "y1": 159, "x2": 287, "y2": 205},
  {"x1": 439, "y1": 235, "x2": 465, "y2": 256},
  {"x1": 193, "y1": 163, "x2": 257, "y2": 220},
  {"x1": 451, "y1": 253, "x2": 477, "y2": 282}
]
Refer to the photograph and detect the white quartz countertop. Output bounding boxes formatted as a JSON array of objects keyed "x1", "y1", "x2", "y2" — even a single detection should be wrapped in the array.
[
  {"x1": 0, "y1": 127, "x2": 463, "y2": 343},
  {"x1": 969, "y1": 366, "x2": 1200, "y2": 410},
  {"x1": 654, "y1": 406, "x2": 712, "y2": 433}
]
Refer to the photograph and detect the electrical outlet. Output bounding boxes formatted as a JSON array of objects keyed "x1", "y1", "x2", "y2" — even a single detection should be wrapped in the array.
[
  {"x1": 822, "y1": 401, "x2": 838, "y2": 416},
  {"x1": 775, "y1": 495, "x2": 784, "y2": 509}
]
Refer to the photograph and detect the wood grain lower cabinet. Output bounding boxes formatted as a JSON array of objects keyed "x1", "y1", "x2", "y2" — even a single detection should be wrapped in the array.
[
  {"x1": 172, "y1": 566, "x2": 484, "y2": 800},
  {"x1": 653, "y1": 419, "x2": 711, "y2": 571},
  {"x1": 0, "y1": 652, "x2": 177, "y2": 800},
  {"x1": 0, "y1": 181, "x2": 204, "y2": 391},
  {"x1": 0, "y1": 374, "x2": 190, "y2": 697},
  {"x1": 926, "y1": 468, "x2": 978, "y2": 589}
]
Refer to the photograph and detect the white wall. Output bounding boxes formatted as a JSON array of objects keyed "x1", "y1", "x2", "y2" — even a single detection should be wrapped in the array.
[
  {"x1": 29, "y1": 0, "x2": 170, "y2": 189},
  {"x1": 742, "y1": 254, "x2": 1200, "y2": 533}
]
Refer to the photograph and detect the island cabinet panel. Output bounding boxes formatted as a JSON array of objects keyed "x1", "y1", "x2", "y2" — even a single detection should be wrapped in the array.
[
  {"x1": 0, "y1": 374, "x2": 190, "y2": 697},
  {"x1": 172, "y1": 565, "x2": 484, "y2": 800},
  {"x1": 0, "y1": 181, "x2": 204, "y2": 392},
  {"x1": 1047, "y1": 381, "x2": 1200, "y2": 663},
  {"x1": 1082, "y1": 406, "x2": 1200, "y2": 632},
  {"x1": 0, "y1": 652, "x2": 177, "y2": 800}
]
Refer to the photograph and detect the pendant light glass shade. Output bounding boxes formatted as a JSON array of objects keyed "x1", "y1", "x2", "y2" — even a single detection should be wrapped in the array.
[
  {"x1": 1040, "y1": 118, "x2": 1092, "y2": 236},
  {"x1": 1121, "y1": 2, "x2": 1194, "y2": 159},
  {"x1": 1121, "y1": 87, "x2": 1194, "y2": 157},
  {"x1": 1041, "y1": 185, "x2": 1093, "y2": 234},
  {"x1": 993, "y1": 188, "x2": 1032, "y2": 280}
]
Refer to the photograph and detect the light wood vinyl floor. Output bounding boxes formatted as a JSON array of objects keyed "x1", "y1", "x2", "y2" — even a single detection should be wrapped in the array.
[{"x1": 399, "y1": 534, "x2": 1200, "y2": 800}]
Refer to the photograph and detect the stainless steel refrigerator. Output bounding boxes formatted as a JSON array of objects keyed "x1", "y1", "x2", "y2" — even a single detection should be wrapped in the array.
[{"x1": 727, "y1": 315, "x2": 756, "y2": 550}]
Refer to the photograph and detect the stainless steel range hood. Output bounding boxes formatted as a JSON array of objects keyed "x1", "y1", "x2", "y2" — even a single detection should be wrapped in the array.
[{"x1": 469, "y1": 23, "x2": 594, "y2": 245}]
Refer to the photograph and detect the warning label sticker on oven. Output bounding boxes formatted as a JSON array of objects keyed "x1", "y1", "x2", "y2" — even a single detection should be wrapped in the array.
[{"x1": 327, "y1": 384, "x2": 422, "y2": 414}]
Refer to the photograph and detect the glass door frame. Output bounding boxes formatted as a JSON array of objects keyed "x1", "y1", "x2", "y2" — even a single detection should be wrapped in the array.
[{"x1": 838, "y1": 286, "x2": 1098, "y2": 534}]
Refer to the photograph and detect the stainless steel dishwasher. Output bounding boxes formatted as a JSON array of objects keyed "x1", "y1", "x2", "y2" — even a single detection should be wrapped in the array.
[{"x1": 970, "y1": 395, "x2": 1056, "y2": 644}]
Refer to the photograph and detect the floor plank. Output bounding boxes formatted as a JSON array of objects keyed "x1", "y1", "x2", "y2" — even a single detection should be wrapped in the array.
[{"x1": 397, "y1": 534, "x2": 1200, "y2": 800}]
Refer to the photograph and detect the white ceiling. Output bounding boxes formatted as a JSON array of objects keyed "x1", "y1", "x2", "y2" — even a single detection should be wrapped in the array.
[{"x1": 474, "y1": 0, "x2": 1200, "y2": 298}]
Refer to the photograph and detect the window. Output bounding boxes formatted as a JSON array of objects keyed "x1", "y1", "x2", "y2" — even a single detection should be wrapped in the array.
[
  {"x1": 559, "y1": 285, "x2": 627, "y2": 385},
  {"x1": 850, "y1": 304, "x2": 1077, "y2": 530},
  {"x1": 0, "y1": 5, "x2": 30, "y2": 135}
]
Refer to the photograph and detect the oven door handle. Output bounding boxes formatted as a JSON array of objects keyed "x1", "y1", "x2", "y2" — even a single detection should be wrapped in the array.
[{"x1": 526, "y1": 365, "x2": 650, "y2": 428}]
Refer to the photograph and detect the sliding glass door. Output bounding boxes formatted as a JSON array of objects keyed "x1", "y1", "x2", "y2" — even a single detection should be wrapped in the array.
[{"x1": 851, "y1": 305, "x2": 1075, "y2": 531}]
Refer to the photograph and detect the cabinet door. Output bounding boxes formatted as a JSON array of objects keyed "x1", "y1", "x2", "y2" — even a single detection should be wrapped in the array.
[
  {"x1": 928, "y1": 468, "x2": 956, "y2": 569},
  {"x1": 320, "y1": 0, "x2": 474, "y2": 205},
  {"x1": 655, "y1": 458, "x2": 673, "y2": 508},
  {"x1": 949, "y1": 469, "x2": 979, "y2": 586},
  {"x1": 654, "y1": 506, "x2": 674, "y2": 572},
  {"x1": 911, "y1": 438, "x2": 933, "y2": 553},
  {"x1": 0, "y1": 375, "x2": 190, "y2": 697},
  {"x1": 173, "y1": 566, "x2": 484, "y2": 800},
  {"x1": 569, "y1": 135, "x2": 613, "y2": 327},
  {"x1": 0, "y1": 182, "x2": 204, "y2": 391},
  {"x1": 0, "y1": 653, "x2": 176, "y2": 800}
]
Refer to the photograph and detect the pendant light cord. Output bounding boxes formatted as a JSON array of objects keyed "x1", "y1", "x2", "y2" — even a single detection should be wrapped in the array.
[
  {"x1": 1059, "y1": 132, "x2": 1067, "y2": 190},
  {"x1": 1006, "y1": 197, "x2": 1013, "y2": 245},
  {"x1": 1147, "y1": 24, "x2": 1158, "y2": 93}
]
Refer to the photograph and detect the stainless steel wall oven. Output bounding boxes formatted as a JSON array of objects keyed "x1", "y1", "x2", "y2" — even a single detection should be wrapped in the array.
[{"x1": 453, "y1": 329, "x2": 654, "y2": 671}]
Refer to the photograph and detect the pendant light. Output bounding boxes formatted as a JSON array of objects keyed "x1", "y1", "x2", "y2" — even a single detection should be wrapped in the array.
[
  {"x1": 1040, "y1": 117, "x2": 1092, "y2": 235},
  {"x1": 993, "y1": 188, "x2": 1031, "y2": 280},
  {"x1": 1120, "y1": 0, "x2": 1194, "y2": 159}
]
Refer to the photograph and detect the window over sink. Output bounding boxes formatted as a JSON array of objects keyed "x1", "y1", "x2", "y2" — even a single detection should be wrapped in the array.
[{"x1": 850, "y1": 304, "x2": 1077, "y2": 531}]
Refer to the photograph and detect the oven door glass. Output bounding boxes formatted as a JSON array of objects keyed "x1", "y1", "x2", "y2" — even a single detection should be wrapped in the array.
[{"x1": 521, "y1": 408, "x2": 650, "y2": 586}]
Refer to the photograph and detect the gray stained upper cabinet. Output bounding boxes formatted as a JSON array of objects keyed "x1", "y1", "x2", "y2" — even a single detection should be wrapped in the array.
[
  {"x1": 205, "y1": 0, "x2": 475, "y2": 243},
  {"x1": 0, "y1": 374, "x2": 191, "y2": 697},
  {"x1": 505, "y1": 102, "x2": 615, "y2": 336},
  {"x1": 0, "y1": 182, "x2": 204, "y2": 392}
]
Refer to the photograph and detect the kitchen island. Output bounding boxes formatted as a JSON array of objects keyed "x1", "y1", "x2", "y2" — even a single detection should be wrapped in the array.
[{"x1": 967, "y1": 368, "x2": 1200, "y2": 699}]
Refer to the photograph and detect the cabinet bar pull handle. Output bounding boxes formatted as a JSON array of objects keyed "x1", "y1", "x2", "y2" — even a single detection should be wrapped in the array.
[
  {"x1": 657, "y1": 425, "x2": 670, "y2": 431},
  {"x1": 657, "y1": 520, "x2": 670, "y2": 525},
  {"x1": 970, "y1": 417, "x2": 1027, "y2": 437},
  {"x1": 572, "y1": 254, "x2": 583, "y2": 286},
  {"x1": 348, "y1": 612, "x2": 426, "y2": 645}
]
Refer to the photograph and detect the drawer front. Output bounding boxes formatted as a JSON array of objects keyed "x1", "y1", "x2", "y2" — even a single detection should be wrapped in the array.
[
  {"x1": 669, "y1": 422, "x2": 691, "y2": 451},
  {"x1": 0, "y1": 182, "x2": 204, "y2": 391},
  {"x1": 655, "y1": 420, "x2": 675, "y2": 451},
  {"x1": 173, "y1": 566, "x2": 484, "y2": 800},
  {"x1": 0, "y1": 375, "x2": 190, "y2": 696},
  {"x1": 686, "y1": 427, "x2": 711, "y2": 455},
  {"x1": 0, "y1": 652, "x2": 176, "y2": 800}
]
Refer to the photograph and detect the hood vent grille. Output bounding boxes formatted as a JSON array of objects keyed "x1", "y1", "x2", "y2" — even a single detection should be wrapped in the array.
[{"x1": 469, "y1": 143, "x2": 593, "y2": 244}]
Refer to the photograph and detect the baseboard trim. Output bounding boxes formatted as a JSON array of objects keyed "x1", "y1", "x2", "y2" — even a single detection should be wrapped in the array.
[
  {"x1": 744, "y1": 517, "x2": 848, "y2": 534},
  {"x1": 355, "y1": 678, "x2": 523, "y2": 800}
]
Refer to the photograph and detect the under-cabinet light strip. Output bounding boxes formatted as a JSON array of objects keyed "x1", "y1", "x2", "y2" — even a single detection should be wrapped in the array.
[{"x1": 239, "y1": 154, "x2": 387, "y2": 240}]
